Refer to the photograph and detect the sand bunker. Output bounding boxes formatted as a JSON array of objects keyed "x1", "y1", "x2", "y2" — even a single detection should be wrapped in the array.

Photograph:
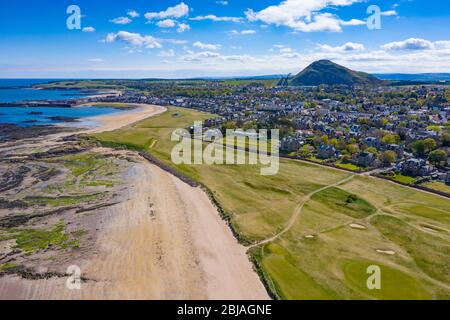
[
  {"x1": 376, "y1": 249, "x2": 396, "y2": 255},
  {"x1": 350, "y1": 223, "x2": 367, "y2": 230}
]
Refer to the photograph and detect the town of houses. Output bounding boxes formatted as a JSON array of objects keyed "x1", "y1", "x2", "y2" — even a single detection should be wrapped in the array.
[{"x1": 93, "y1": 81, "x2": 450, "y2": 192}]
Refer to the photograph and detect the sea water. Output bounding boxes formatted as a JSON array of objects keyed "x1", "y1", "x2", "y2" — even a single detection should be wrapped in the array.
[
  {"x1": 0, "y1": 79, "x2": 121, "y2": 126},
  {"x1": 0, "y1": 79, "x2": 93, "y2": 103},
  {"x1": 0, "y1": 106, "x2": 121, "y2": 126}
]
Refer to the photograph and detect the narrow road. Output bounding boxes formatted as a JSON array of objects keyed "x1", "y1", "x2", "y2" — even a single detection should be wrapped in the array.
[{"x1": 248, "y1": 175, "x2": 355, "y2": 249}]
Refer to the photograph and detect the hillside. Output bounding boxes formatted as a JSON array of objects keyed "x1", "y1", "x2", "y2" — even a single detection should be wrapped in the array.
[{"x1": 287, "y1": 60, "x2": 384, "y2": 86}]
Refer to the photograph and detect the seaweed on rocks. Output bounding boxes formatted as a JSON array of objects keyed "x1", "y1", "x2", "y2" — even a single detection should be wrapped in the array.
[
  {"x1": 0, "y1": 206, "x2": 79, "y2": 228},
  {"x1": 31, "y1": 145, "x2": 86, "y2": 159},
  {"x1": 33, "y1": 166, "x2": 60, "y2": 182},
  {"x1": 0, "y1": 124, "x2": 75, "y2": 141},
  {"x1": 0, "y1": 166, "x2": 30, "y2": 193},
  {"x1": 0, "y1": 198, "x2": 28, "y2": 210}
]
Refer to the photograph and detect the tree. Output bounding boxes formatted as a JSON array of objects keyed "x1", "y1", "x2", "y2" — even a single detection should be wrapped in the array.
[
  {"x1": 347, "y1": 144, "x2": 360, "y2": 155},
  {"x1": 427, "y1": 125, "x2": 442, "y2": 133},
  {"x1": 423, "y1": 138, "x2": 437, "y2": 153},
  {"x1": 330, "y1": 138, "x2": 339, "y2": 148},
  {"x1": 428, "y1": 150, "x2": 447, "y2": 166},
  {"x1": 379, "y1": 118, "x2": 389, "y2": 127},
  {"x1": 441, "y1": 132, "x2": 450, "y2": 147},
  {"x1": 379, "y1": 151, "x2": 397, "y2": 167},
  {"x1": 346, "y1": 194, "x2": 358, "y2": 204},
  {"x1": 305, "y1": 101, "x2": 316, "y2": 109},
  {"x1": 298, "y1": 144, "x2": 314, "y2": 158},
  {"x1": 365, "y1": 147, "x2": 378, "y2": 154},
  {"x1": 381, "y1": 133, "x2": 400, "y2": 145},
  {"x1": 411, "y1": 140, "x2": 426, "y2": 157},
  {"x1": 412, "y1": 138, "x2": 436, "y2": 157},
  {"x1": 337, "y1": 138, "x2": 347, "y2": 151}
]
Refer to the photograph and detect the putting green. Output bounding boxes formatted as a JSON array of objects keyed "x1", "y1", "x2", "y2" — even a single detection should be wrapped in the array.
[{"x1": 343, "y1": 260, "x2": 431, "y2": 300}]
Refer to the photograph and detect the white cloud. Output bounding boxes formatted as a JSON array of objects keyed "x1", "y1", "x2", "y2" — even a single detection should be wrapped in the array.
[
  {"x1": 163, "y1": 39, "x2": 188, "y2": 45},
  {"x1": 280, "y1": 52, "x2": 301, "y2": 59},
  {"x1": 319, "y1": 42, "x2": 365, "y2": 52},
  {"x1": 272, "y1": 46, "x2": 302, "y2": 58},
  {"x1": 151, "y1": 19, "x2": 190, "y2": 33},
  {"x1": 157, "y1": 19, "x2": 177, "y2": 28},
  {"x1": 127, "y1": 10, "x2": 140, "y2": 18},
  {"x1": 381, "y1": 10, "x2": 397, "y2": 16},
  {"x1": 82, "y1": 27, "x2": 96, "y2": 33},
  {"x1": 231, "y1": 29, "x2": 256, "y2": 35},
  {"x1": 190, "y1": 15, "x2": 243, "y2": 23},
  {"x1": 180, "y1": 51, "x2": 257, "y2": 63},
  {"x1": 104, "y1": 31, "x2": 162, "y2": 49},
  {"x1": 177, "y1": 23, "x2": 191, "y2": 33},
  {"x1": 171, "y1": 36, "x2": 450, "y2": 76},
  {"x1": 435, "y1": 41, "x2": 450, "y2": 49},
  {"x1": 182, "y1": 51, "x2": 221, "y2": 61},
  {"x1": 164, "y1": 38, "x2": 189, "y2": 45},
  {"x1": 110, "y1": 16, "x2": 132, "y2": 25},
  {"x1": 158, "y1": 49, "x2": 176, "y2": 57},
  {"x1": 245, "y1": 0, "x2": 364, "y2": 32},
  {"x1": 193, "y1": 41, "x2": 221, "y2": 50},
  {"x1": 382, "y1": 38, "x2": 434, "y2": 51},
  {"x1": 340, "y1": 19, "x2": 365, "y2": 26},
  {"x1": 9, "y1": 39, "x2": 450, "y2": 78},
  {"x1": 216, "y1": 0, "x2": 228, "y2": 5},
  {"x1": 145, "y1": 2, "x2": 189, "y2": 20},
  {"x1": 104, "y1": 33, "x2": 116, "y2": 43}
]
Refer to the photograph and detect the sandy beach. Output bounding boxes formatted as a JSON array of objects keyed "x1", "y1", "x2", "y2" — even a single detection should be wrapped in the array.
[
  {"x1": 79, "y1": 103, "x2": 167, "y2": 134},
  {"x1": 0, "y1": 103, "x2": 269, "y2": 300}
]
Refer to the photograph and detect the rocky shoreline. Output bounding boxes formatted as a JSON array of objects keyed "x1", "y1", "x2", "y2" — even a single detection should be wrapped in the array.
[
  {"x1": 0, "y1": 129, "x2": 139, "y2": 284},
  {"x1": 0, "y1": 124, "x2": 76, "y2": 142}
]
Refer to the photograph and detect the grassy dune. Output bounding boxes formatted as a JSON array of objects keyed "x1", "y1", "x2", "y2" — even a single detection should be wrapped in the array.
[{"x1": 92, "y1": 106, "x2": 450, "y2": 300}]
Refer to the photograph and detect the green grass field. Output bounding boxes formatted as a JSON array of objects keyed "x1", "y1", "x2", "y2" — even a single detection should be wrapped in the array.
[
  {"x1": 79, "y1": 102, "x2": 137, "y2": 109},
  {"x1": 421, "y1": 181, "x2": 450, "y2": 195},
  {"x1": 392, "y1": 173, "x2": 417, "y2": 185},
  {"x1": 37, "y1": 80, "x2": 125, "y2": 90},
  {"x1": 335, "y1": 162, "x2": 363, "y2": 172},
  {"x1": 92, "y1": 106, "x2": 450, "y2": 300}
]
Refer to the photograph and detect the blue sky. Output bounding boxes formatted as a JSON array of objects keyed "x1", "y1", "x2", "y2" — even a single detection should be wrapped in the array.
[{"x1": 0, "y1": 0, "x2": 449, "y2": 78}]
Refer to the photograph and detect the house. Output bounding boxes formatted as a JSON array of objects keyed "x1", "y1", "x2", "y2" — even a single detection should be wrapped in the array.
[
  {"x1": 350, "y1": 124, "x2": 361, "y2": 136},
  {"x1": 364, "y1": 137, "x2": 380, "y2": 149},
  {"x1": 281, "y1": 137, "x2": 302, "y2": 152},
  {"x1": 386, "y1": 144, "x2": 404, "y2": 158},
  {"x1": 400, "y1": 159, "x2": 432, "y2": 177},
  {"x1": 318, "y1": 145, "x2": 339, "y2": 159},
  {"x1": 357, "y1": 152, "x2": 376, "y2": 167}
]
